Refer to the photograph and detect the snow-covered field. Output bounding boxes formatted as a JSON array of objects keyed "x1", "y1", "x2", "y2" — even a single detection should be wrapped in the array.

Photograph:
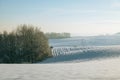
[
  {"x1": 1, "y1": 38, "x2": 120, "y2": 80},
  {"x1": 41, "y1": 45, "x2": 120, "y2": 63},
  {"x1": 0, "y1": 57, "x2": 120, "y2": 80}
]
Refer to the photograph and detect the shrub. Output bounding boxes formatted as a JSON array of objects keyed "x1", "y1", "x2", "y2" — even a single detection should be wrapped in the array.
[{"x1": 0, "y1": 25, "x2": 52, "y2": 63}]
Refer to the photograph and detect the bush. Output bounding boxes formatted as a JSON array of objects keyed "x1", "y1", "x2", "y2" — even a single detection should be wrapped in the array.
[{"x1": 0, "y1": 25, "x2": 52, "y2": 63}]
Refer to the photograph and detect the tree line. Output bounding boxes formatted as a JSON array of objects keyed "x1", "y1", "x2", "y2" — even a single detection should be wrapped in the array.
[
  {"x1": 0, "y1": 25, "x2": 52, "y2": 63},
  {"x1": 45, "y1": 32, "x2": 71, "y2": 39}
]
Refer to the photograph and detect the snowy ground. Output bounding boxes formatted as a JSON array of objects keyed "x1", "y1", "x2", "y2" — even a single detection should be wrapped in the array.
[
  {"x1": 41, "y1": 45, "x2": 120, "y2": 63},
  {"x1": 0, "y1": 57, "x2": 120, "y2": 80}
]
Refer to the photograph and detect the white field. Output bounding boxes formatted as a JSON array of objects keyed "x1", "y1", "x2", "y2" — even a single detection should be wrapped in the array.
[
  {"x1": 0, "y1": 57, "x2": 120, "y2": 80},
  {"x1": 41, "y1": 45, "x2": 120, "y2": 63}
]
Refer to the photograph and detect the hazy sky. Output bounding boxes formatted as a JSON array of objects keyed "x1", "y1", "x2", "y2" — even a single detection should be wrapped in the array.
[{"x1": 1, "y1": 0, "x2": 120, "y2": 36}]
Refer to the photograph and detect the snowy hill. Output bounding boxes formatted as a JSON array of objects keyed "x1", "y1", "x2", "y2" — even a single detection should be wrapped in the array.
[{"x1": 41, "y1": 45, "x2": 120, "y2": 63}]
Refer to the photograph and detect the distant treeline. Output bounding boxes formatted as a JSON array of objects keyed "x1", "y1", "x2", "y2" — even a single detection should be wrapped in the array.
[
  {"x1": 45, "y1": 32, "x2": 71, "y2": 39},
  {"x1": 0, "y1": 25, "x2": 52, "y2": 63}
]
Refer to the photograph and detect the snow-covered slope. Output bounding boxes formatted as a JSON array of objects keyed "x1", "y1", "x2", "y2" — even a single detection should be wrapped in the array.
[{"x1": 41, "y1": 45, "x2": 120, "y2": 63}]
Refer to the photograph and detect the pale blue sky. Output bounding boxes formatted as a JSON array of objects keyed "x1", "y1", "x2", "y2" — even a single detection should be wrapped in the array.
[{"x1": 1, "y1": 0, "x2": 120, "y2": 36}]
